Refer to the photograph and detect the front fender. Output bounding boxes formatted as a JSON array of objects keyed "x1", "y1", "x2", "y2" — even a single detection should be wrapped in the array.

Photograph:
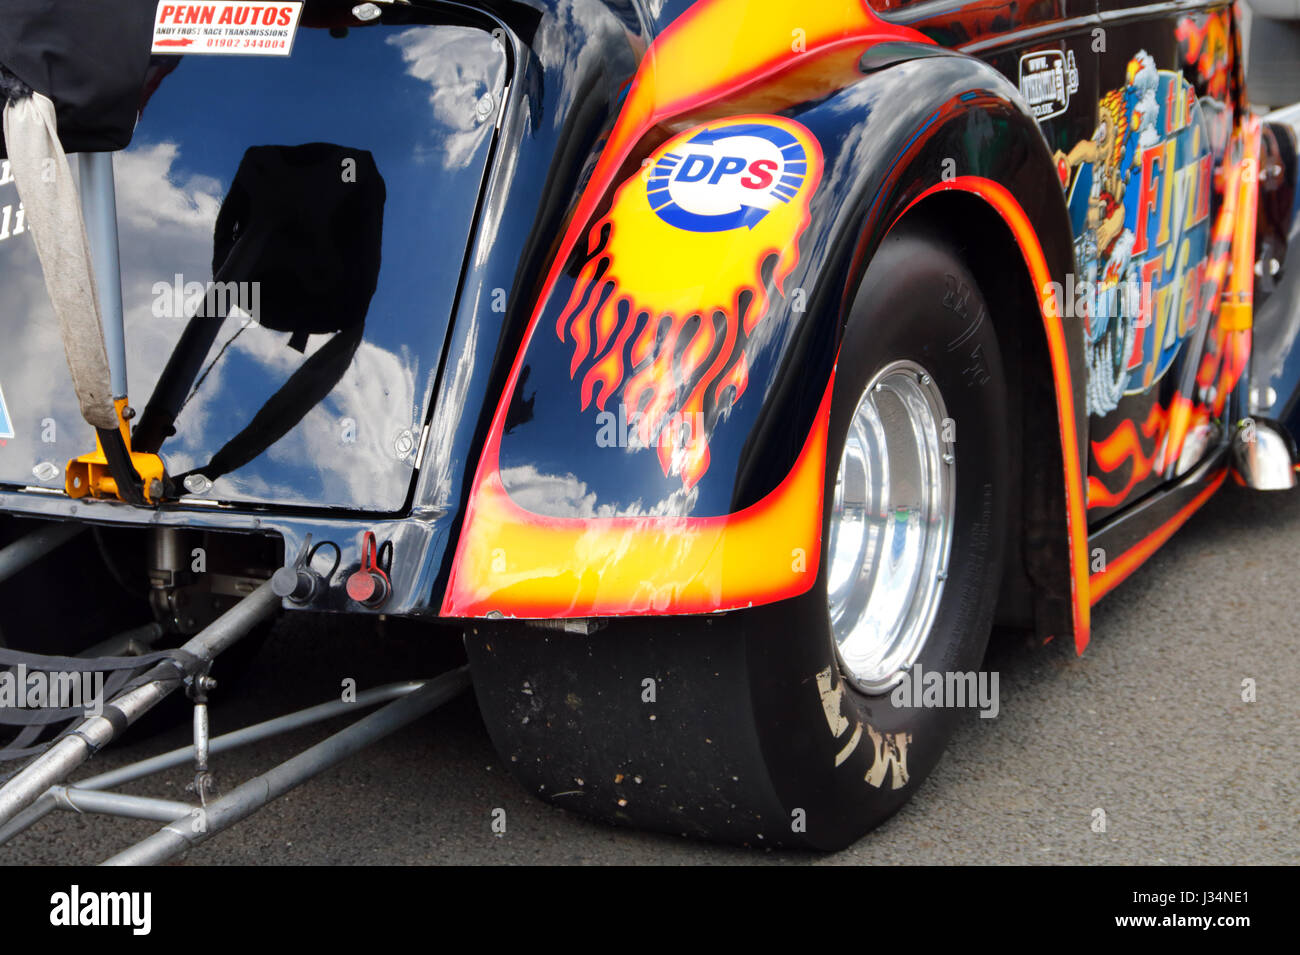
[{"x1": 442, "y1": 19, "x2": 1087, "y2": 640}]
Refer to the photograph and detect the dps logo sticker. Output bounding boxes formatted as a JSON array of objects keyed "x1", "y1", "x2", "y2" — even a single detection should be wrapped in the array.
[
  {"x1": 557, "y1": 114, "x2": 823, "y2": 488},
  {"x1": 1019, "y1": 49, "x2": 1080, "y2": 120},
  {"x1": 0, "y1": 382, "x2": 13, "y2": 441},
  {"x1": 646, "y1": 121, "x2": 812, "y2": 232}
]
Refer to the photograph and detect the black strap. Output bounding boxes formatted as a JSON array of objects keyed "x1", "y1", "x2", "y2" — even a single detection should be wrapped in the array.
[
  {"x1": 0, "y1": 645, "x2": 200, "y2": 767},
  {"x1": 96, "y1": 425, "x2": 147, "y2": 504},
  {"x1": 172, "y1": 322, "x2": 364, "y2": 486}
]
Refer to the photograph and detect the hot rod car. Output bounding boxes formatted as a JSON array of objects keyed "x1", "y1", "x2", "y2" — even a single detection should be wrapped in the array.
[{"x1": 1, "y1": 0, "x2": 1298, "y2": 857}]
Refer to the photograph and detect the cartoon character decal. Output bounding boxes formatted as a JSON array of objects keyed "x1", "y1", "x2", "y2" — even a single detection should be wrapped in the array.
[
  {"x1": 557, "y1": 115, "x2": 823, "y2": 489},
  {"x1": 1055, "y1": 51, "x2": 1213, "y2": 417}
]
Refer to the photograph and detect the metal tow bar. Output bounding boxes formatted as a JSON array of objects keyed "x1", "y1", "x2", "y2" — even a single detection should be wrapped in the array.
[
  {"x1": 103, "y1": 671, "x2": 468, "y2": 865},
  {"x1": 0, "y1": 636, "x2": 470, "y2": 862},
  {"x1": 0, "y1": 525, "x2": 471, "y2": 864},
  {"x1": 0, "y1": 578, "x2": 281, "y2": 829},
  {"x1": 0, "y1": 672, "x2": 468, "y2": 864}
]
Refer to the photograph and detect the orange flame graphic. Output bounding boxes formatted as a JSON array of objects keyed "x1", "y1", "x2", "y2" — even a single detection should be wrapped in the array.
[
  {"x1": 556, "y1": 116, "x2": 823, "y2": 488},
  {"x1": 1088, "y1": 393, "x2": 1211, "y2": 508},
  {"x1": 1087, "y1": 402, "x2": 1170, "y2": 509}
]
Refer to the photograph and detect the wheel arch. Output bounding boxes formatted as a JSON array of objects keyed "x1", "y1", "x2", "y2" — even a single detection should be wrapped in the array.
[
  {"x1": 887, "y1": 190, "x2": 1087, "y2": 650},
  {"x1": 721, "y1": 54, "x2": 1095, "y2": 650},
  {"x1": 808, "y1": 53, "x2": 1091, "y2": 651}
]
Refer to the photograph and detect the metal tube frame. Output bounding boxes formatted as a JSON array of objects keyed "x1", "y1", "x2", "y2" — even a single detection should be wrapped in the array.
[
  {"x1": 77, "y1": 151, "x2": 128, "y2": 399},
  {"x1": 1, "y1": 537, "x2": 469, "y2": 864},
  {"x1": 0, "y1": 673, "x2": 466, "y2": 863},
  {"x1": 0, "y1": 578, "x2": 281, "y2": 829},
  {"x1": 102, "y1": 670, "x2": 468, "y2": 866},
  {"x1": 0, "y1": 522, "x2": 85, "y2": 586},
  {"x1": 50, "y1": 786, "x2": 195, "y2": 823}
]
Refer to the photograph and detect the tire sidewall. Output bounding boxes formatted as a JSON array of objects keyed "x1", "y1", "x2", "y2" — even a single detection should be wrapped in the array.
[{"x1": 741, "y1": 223, "x2": 1010, "y2": 847}]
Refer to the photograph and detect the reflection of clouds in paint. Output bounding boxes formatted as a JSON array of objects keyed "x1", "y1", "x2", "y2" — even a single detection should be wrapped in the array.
[
  {"x1": 386, "y1": 26, "x2": 506, "y2": 170},
  {"x1": 501, "y1": 464, "x2": 699, "y2": 518},
  {"x1": 531, "y1": 0, "x2": 635, "y2": 121},
  {"x1": 112, "y1": 141, "x2": 416, "y2": 510},
  {"x1": 424, "y1": 298, "x2": 478, "y2": 508},
  {"x1": 114, "y1": 142, "x2": 225, "y2": 443},
  {"x1": 0, "y1": 149, "x2": 216, "y2": 481},
  {"x1": 154, "y1": 322, "x2": 417, "y2": 511},
  {"x1": 114, "y1": 142, "x2": 222, "y2": 234},
  {"x1": 261, "y1": 335, "x2": 417, "y2": 511}
]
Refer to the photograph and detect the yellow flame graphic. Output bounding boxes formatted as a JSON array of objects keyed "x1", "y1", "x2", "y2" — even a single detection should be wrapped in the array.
[{"x1": 556, "y1": 114, "x2": 823, "y2": 488}]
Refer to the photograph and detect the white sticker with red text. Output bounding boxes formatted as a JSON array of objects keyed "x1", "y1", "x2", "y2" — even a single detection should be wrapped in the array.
[{"x1": 151, "y1": 1, "x2": 303, "y2": 56}]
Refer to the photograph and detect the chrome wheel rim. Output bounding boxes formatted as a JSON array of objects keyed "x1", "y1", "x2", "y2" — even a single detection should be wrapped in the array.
[{"x1": 827, "y1": 360, "x2": 955, "y2": 694}]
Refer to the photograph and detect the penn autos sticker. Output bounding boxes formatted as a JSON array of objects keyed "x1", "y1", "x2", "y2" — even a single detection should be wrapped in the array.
[
  {"x1": 0, "y1": 381, "x2": 14, "y2": 441},
  {"x1": 1019, "y1": 49, "x2": 1080, "y2": 121},
  {"x1": 556, "y1": 114, "x2": 823, "y2": 488},
  {"x1": 1056, "y1": 51, "x2": 1213, "y2": 416},
  {"x1": 151, "y1": 1, "x2": 303, "y2": 56}
]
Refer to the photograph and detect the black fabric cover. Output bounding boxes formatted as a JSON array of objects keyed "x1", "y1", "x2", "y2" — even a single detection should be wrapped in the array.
[
  {"x1": 140, "y1": 142, "x2": 385, "y2": 484},
  {"x1": 0, "y1": 0, "x2": 158, "y2": 157},
  {"x1": 212, "y1": 143, "x2": 386, "y2": 341}
]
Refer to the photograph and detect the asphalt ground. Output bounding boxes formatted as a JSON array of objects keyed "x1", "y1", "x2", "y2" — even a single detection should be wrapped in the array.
[{"x1": 3, "y1": 481, "x2": 1297, "y2": 865}]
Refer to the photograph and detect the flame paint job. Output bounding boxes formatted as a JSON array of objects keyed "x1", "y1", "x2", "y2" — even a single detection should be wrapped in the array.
[
  {"x1": 527, "y1": 0, "x2": 932, "y2": 372},
  {"x1": 1090, "y1": 466, "x2": 1227, "y2": 603},
  {"x1": 444, "y1": 0, "x2": 941, "y2": 616},
  {"x1": 443, "y1": 379, "x2": 833, "y2": 617},
  {"x1": 1178, "y1": 9, "x2": 1232, "y2": 101},
  {"x1": 1089, "y1": 401, "x2": 1173, "y2": 510},
  {"x1": 556, "y1": 115, "x2": 824, "y2": 489},
  {"x1": 444, "y1": 0, "x2": 1088, "y2": 625},
  {"x1": 0, "y1": 0, "x2": 1278, "y2": 647}
]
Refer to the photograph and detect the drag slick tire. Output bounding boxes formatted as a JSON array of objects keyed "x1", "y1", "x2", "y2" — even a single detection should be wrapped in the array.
[{"x1": 467, "y1": 221, "x2": 1009, "y2": 849}]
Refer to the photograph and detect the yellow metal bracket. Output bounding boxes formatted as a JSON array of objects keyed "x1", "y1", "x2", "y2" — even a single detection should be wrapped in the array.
[
  {"x1": 66, "y1": 398, "x2": 167, "y2": 503},
  {"x1": 1220, "y1": 298, "x2": 1253, "y2": 332}
]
